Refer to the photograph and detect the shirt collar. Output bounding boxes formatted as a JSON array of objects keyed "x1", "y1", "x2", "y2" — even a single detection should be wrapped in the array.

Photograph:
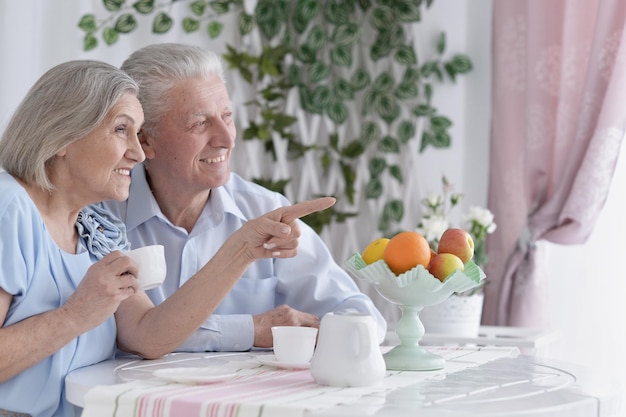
[
  {"x1": 125, "y1": 165, "x2": 247, "y2": 231},
  {"x1": 125, "y1": 165, "x2": 163, "y2": 231}
]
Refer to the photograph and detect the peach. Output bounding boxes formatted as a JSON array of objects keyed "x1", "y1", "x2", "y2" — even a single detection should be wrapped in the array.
[
  {"x1": 437, "y1": 228, "x2": 474, "y2": 263},
  {"x1": 427, "y1": 253, "x2": 465, "y2": 282}
]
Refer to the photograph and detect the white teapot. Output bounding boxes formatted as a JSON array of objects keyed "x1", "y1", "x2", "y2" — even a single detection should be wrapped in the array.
[{"x1": 310, "y1": 312, "x2": 386, "y2": 387}]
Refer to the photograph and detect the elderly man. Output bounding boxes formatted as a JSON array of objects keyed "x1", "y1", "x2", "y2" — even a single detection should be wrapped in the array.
[{"x1": 102, "y1": 43, "x2": 386, "y2": 352}]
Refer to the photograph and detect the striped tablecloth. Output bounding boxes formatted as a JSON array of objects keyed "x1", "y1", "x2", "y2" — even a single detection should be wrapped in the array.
[{"x1": 81, "y1": 346, "x2": 520, "y2": 417}]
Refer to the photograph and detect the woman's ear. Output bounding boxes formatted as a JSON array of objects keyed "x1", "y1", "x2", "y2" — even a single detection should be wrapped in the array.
[{"x1": 138, "y1": 129, "x2": 156, "y2": 159}]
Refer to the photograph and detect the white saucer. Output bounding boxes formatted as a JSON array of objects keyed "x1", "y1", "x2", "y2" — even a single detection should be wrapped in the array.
[
  {"x1": 153, "y1": 367, "x2": 237, "y2": 384},
  {"x1": 257, "y1": 355, "x2": 310, "y2": 370}
]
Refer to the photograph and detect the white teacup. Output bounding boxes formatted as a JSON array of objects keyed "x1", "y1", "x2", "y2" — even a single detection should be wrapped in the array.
[
  {"x1": 271, "y1": 326, "x2": 318, "y2": 364},
  {"x1": 126, "y1": 245, "x2": 166, "y2": 290}
]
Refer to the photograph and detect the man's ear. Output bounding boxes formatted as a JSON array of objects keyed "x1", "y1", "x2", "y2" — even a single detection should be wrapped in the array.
[{"x1": 138, "y1": 129, "x2": 156, "y2": 159}]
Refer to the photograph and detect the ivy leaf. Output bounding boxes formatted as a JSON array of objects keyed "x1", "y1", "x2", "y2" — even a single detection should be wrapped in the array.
[
  {"x1": 340, "y1": 140, "x2": 365, "y2": 158},
  {"x1": 324, "y1": 1, "x2": 350, "y2": 25},
  {"x1": 420, "y1": 61, "x2": 438, "y2": 78},
  {"x1": 378, "y1": 135, "x2": 400, "y2": 153},
  {"x1": 114, "y1": 14, "x2": 137, "y2": 33},
  {"x1": 78, "y1": 14, "x2": 97, "y2": 33},
  {"x1": 430, "y1": 116, "x2": 452, "y2": 133},
  {"x1": 420, "y1": 130, "x2": 434, "y2": 152},
  {"x1": 436, "y1": 32, "x2": 446, "y2": 55},
  {"x1": 182, "y1": 17, "x2": 200, "y2": 33},
  {"x1": 320, "y1": 149, "x2": 332, "y2": 171},
  {"x1": 424, "y1": 83, "x2": 433, "y2": 102},
  {"x1": 83, "y1": 33, "x2": 98, "y2": 51},
  {"x1": 331, "y1": 23, "x2": 360, "y2": 46},
  {"x1": 207, "y1": 21, "x2": 223, "y2": 38},
  {"x1": 381, "y1": 200, "x2": 404, "y2": 229},
  {"x1": 366, "y1": 178, "x2": 383, "y2": 199},
  {"x1": 413, "y1": 103, "x2": 436, "y2": 117},
  {"x1": 389, "y1": 164, "x2": 403, "y2": 183},
  {"x1": 133, "y1": 0, "x2": 154, "y2": 14},
  {"x1": 396, "y1": 1, "x2": 421, "y2": 23},
  {"x1": 449, "y1": 54, "x2": 473, "y2": 74},
  {"x1": 294, "y1": 0, "x2": 321, "y2": 33},
  {"x1": 394, "y1": 45, "x2": 417, "y2": 65},
  {"x1": 432, "y1": 131, "x2": 451, "y2": 148},
  {"x1": 377, "y1": 94, "x2": 400, "y2": 125},
  {"x1": 394, "y1": 81, "x2": 418, "y2": 99},
  {"x1": 370, "y1": 5, "x2": 394, "y2": 30},
  {"x1": 370, "y1": 38, "x2": 390, "y2": 61},
  {"x1": 330, "y1": 46, "x2": 352, "y2": 67},
  {"x1": 103, "y1": 0, "x2": 124, "y2": 12},
  {"x1": 210, "y1": 1, "x2": 230, "y2": 14},
  {"x1": 152, "y1": 12, "x2": 173, "y2": 34},
  {"x1": 242, "y1": 123, "x2": 258, "y2": 140},
  {"x1": 311, "y1": 85, "x2": 333, "y2": 108},
  {"x1": 333, "y1": 79, "x2": 354, "y2": 100},
  {"x1": 329, "y1": 133, "x2": 339, "y2": 151},
  {"x1": 306, "y1": 25, "x2": 327, "y2": 50},
  {"x1": 238, "y1": 12, "x2": 255, "y2": 35},
  {"x1": 272, "y1": 113, "x2": 298, "y2": 131},
  {"x1": 369, "y1": 157, "x2": 387, "y2": 178},
  {"x1": 340, "y1": 161, "x2": 357, "y2": 204},
  {"x1": 397, "y1": 121, "x2": 415, "y2": 143},
  {"x1": 296, "y1": 44, "x2": 317, "y2": 64},
  {"x1": 350, "y1": 69, "x2": 371, "y2": 90},
  {"x1": 360, "y1": 121, "x2": 381, "y2": 146},
  {"x1": 287, "y1": 64, "x2": 302, "y2": 86},
  {"x1": 326, "y1": 101, "x2": 349, "y2": 124},
  {"x1": 252, "y1": 177, "x2": 290, "y2": 195},
  {"x1": 191, "y1": 0, "x2": 206, "y2": 16},
  {"x1": 373, "y1": 72, "x2": 395, "y2": 92},
  {"x1": 308, "y1": 62, "x2": 330, "y2": 83},
  {"x1": 402, "y1": 67, "x2": 420, "y2": 84},
  {"x1": 102, "y1": 27, "x2": 119, "y2": 45}
]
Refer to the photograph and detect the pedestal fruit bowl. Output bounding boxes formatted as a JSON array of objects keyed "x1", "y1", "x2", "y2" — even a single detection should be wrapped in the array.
[{"x1": 343, "y1": 253, "x2": 485, "y2": 371}]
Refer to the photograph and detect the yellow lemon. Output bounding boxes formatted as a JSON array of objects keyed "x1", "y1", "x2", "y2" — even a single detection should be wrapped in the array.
[{"x1": 362, "y1": 238, "x2": 390, "y2": 264}]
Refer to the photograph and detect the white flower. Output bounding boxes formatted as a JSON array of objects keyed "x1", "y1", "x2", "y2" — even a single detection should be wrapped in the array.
[
  {"x1": 464, "y1": 206, "x2": 495, "y2": 228},
  {"x1": 424, "y1": 193, "x2": 442, "y2": 208},
  {"x1": 417, "y1": 215, "x2": 449, "y2": 243}
]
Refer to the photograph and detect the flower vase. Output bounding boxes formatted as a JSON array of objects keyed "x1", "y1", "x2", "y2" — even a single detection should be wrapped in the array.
[{"x1": 420, "y1": 292, "x2": 484, "y2": 338}]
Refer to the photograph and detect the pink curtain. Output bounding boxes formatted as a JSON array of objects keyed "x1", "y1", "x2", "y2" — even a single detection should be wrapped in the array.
[{"x1": 483, "y1": 0, "x2": 626, "y2": 326}]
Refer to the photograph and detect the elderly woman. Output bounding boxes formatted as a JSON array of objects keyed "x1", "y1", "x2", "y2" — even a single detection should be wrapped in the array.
[{"x1": 0, "y1": 60, "x2": 334, "y2": 417}]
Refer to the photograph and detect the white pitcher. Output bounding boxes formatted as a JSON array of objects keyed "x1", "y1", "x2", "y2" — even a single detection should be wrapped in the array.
[{"x1": 310, "y1": 312, "x2": 386, "y2": 387}]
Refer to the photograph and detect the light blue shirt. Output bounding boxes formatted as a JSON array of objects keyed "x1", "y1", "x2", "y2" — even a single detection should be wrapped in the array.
[
  {"x1": 0, "y1": 172, "x2": 117, "y2": 417},
  {"x1": 101, "y1": 165, "x2": 386, "y2": 352}
]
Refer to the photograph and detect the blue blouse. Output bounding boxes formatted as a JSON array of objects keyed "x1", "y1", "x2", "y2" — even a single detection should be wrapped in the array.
[{"x1": 0, "y1": 172, "x2": 125, "y2": 417}]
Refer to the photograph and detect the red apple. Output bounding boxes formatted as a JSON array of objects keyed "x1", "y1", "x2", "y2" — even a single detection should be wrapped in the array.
[
  {"x1": 437, "y1": 228, "x2": 474, "y2": 263},
  {"x1": 427, "y1": 253, "x2": 465, "y2": 282}
]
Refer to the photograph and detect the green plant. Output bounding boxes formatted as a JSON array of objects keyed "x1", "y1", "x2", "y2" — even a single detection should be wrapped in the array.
[{"x1": 78, "y1": 0, "x2": 472, "y2": 235}]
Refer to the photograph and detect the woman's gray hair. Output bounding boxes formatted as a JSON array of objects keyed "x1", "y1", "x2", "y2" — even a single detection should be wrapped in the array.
[
  {"x1": 121, "y1": 43, "x2": 225, "y2": 137},
  {"x1": 0, "y1": 60, "x2": 139, "y2": 191}
]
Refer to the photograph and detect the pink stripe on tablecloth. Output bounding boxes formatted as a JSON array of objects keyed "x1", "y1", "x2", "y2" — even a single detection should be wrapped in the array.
[
  {"x1": 168, "y1": 370, "x2": 316, "y2": 416},
  {"x1": 131, "y1": 369, "x2": 315, "y2": 417}
]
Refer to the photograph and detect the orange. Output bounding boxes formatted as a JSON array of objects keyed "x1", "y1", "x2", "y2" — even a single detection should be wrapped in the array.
[
  {"x1": 383, "y1": 231, "x2": 431, "y2": 275},
  {"x1": 362, "y1": 238, "x2": 390, "y2": 264}
]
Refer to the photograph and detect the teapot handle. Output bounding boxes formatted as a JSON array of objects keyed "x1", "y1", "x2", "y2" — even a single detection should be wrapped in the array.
[{"x1": 356, "y1": 322, "x2": 371, "y2": 360}]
